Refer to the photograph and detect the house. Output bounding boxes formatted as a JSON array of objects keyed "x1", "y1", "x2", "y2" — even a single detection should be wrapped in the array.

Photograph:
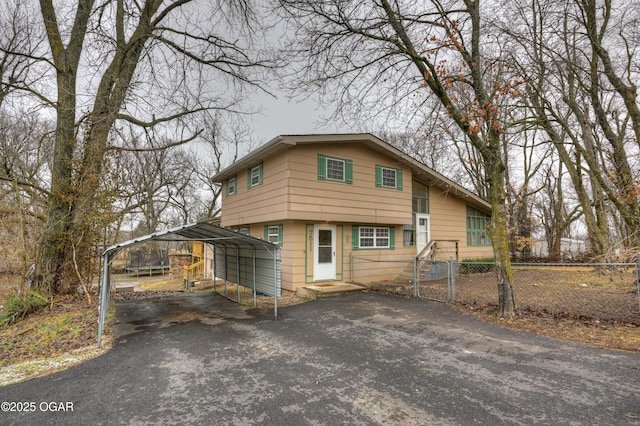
[
  {"x1": 211, "y1": 134, "x2": 493, "y2": 293},
  {"x1": 532, "y1": 237, "x2": 589, "y2": 260}
]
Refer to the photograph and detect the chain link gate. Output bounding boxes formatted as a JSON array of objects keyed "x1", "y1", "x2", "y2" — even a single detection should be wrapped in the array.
[{"x1": 414, "y1": 257, "x2": 457, "y2": 302}]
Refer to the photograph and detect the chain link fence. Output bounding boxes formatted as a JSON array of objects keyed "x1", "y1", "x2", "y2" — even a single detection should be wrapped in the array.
[
  {"x1": 354, "y1": 253, "x2": 640, "y2": 324},
  {"x1": 451, "y1": 261, "x2": 639, "y2": 323}
]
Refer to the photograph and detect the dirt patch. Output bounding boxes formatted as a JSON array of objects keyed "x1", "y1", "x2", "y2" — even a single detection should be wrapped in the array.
[{"x1": 0, "y1": 296, "x2": 115, "y2": 386}]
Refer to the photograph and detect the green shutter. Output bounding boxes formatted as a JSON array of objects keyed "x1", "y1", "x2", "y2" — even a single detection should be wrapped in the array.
[
  {"x1": 264, "y1": 224, "x2": 283, "y2": 245},
  {"x1": 259, "y1": 164, "x2": 263, "y2": 183},
  {"x1": 375, "y1": 165, "x2": 382, "y2": 188},
  {"x1": 345, "y1": 159, "x2": 353, "y2": 184},
  {"x1": 248, "y1": 168, "x2": 252, "y2": 189},
  {"x1": 318, "y1": 154, "x2": 327, "y2": 180},
  {"x1": 396, "y1": 170, "x2": 403, "y2": 190},
  {"x1": 389, "y1": 227, "x2": 395, "y2": 249},
  {"x1": 352, "y1": 226, "x2": 359, "y2": 250}
]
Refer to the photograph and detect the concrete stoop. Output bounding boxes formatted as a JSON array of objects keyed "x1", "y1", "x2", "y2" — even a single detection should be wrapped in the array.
[{"x1": 297, "y1": 283, "x2": 367, "y2": 299}]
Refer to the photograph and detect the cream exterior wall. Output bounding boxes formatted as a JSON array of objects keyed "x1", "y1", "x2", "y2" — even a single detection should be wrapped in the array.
[
  {"x1": 428, "y1": 186, "x2": 494, "y2": 260},
  {"x1": 219, "y1": 141, "x2": 492, "y2": 291},
  {"x1": 220, "y1": 144, "x2": 412, "y2": 227}
]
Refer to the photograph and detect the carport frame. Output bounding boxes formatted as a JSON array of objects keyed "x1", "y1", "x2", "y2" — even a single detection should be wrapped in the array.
[{"x1": 97, "y1": 221, "x2": 281, "y2": 347}]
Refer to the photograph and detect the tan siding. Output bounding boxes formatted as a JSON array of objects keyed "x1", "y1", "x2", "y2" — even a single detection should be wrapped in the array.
[
  {"x1": 345, "y1": 225, "x2": 414, "y2": 284},
  {"x1": 286, "y1": 145, "x2": 412, "y2": 224},
  {"x1": 221, "y1": 143, "x2": 413, "y2": 227},
  {"x1": 221, "y1": 152, "x2": 289, "y2": 227},
  {"x1": 429, "y1": 187, "x2": 494, "y2": 260}
]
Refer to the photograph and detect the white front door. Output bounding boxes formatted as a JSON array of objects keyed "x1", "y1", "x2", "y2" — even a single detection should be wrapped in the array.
[
  {"x1": 314, "y1": 224, "x2": 336, "y2": 281},
  {"x1": 416, "y1": 214, "x2": 431, "y2": 254}
]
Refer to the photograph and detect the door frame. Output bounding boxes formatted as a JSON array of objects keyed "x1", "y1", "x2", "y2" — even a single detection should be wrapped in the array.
[
  {"x1": 313, "y1": 224, "x2": 336, "y2": 281},
  {"x1": 415, "y1": 213, "x2": 431, "y2": 255}
]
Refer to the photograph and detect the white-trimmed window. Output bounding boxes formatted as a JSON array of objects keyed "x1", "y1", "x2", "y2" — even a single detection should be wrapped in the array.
[
  {"x1": 226, "y1": 176, "x2": 237, "y2": 196},
  {"x1": 376, "y1": 165, "x2": 403, "y2": 190},
  {"x1": 264, "y1": 224, "x2": 283, "y2": 245},
  {"x1": 318, "y1": 154, "x2": 353, "y2": 184},
  {"x1": 248, "y1": 164, "x2": 263, "y2": 188},
  {"x1": 352, "y1": 226, "x2": 395, "y2": 250}
]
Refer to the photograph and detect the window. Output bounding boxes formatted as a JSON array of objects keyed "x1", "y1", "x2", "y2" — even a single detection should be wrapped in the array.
[
  {"x1": 226, "y1": 176, "x2": 237, "y2": 196},
  {"x1": 235, "y1": 226, "x2": 250, "y2": 235},
  {"x1": 264, "y1": 224, "x2": 283, "y2": 245},
  {"x1": 376, "y1": 165, "x2": 403, "y2": 190},
  {"x1": 403, "y1": 224, "x2": 415, "y2": 247},
  {"x1": 412, "y1": 181, "x2": 429, "y2": 213},
  {"x1": 318, "y1": 154, "x2": 353, "y2": 184},
  {"x1": 327, "y1": 158, "x2": 344, "y2": 181},
  {"x1": 466, "y1": 206, "x2": 491, "y2": 246},
  {"x1": 248, "y1": 164, "x2": 263, "y2": 188},
  {"x1": 352, "y1": 226, "x2": 395, "y2": 250}
]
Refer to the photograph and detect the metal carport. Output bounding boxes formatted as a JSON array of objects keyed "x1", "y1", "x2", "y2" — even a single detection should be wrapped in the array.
[{"x1": 97, "y1": 221, "x2": 281, "y2": 347}]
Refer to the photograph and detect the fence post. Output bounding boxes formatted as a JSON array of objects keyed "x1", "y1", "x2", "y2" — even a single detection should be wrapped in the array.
[{"x1": 450, "y1": 255, "x2": 456, "y2": 302}]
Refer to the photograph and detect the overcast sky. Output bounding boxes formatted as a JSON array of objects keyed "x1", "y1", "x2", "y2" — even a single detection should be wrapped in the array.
[{"x1": 247, "y1": 92, "x2": 354, "y2": 143}]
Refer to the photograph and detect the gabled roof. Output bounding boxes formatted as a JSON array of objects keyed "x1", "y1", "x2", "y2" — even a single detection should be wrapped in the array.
[{"x1": 211, "y1": 133, "x2": 491, "y2": 212}]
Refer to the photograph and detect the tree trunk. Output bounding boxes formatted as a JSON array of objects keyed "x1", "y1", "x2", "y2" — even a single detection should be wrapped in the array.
[
  {"x1": 486, "y1": 144, "x2": 517, "y2": 318},
  {"x1": 36, "y1": 0, "x2": 95, "y2": 293}
]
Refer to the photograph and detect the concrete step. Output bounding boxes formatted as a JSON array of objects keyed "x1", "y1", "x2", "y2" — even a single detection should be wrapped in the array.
[{"x1": 297, "y1": 283, "x2": 366, "y2": 299}]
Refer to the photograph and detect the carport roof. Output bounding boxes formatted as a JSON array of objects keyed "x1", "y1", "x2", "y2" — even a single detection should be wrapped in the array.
[{"x1": 104, "y1": 221, "x2": 279, "y2": 255}]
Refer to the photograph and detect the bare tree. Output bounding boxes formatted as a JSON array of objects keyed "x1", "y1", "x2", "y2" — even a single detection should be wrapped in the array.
[
  {"x1": 278, "y1": 0, "x2": 521, "y2": 317},
  {"x1": 2, "y1": 0, "x2": 275, "y2": 294},
  {"x1": 0, "y1": 111, "x2": 53, "y2": 288},
  {"x1": 502, "y1": 0, "x2": 640, "y2": 255},
  {"x1": 531, "y1": 158, "x2": 583, "y2": 260}
]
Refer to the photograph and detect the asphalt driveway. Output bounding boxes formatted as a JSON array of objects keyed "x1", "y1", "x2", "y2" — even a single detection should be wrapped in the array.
[{"x1": 1, "y1": 292, "x2": 639, "y2": 425}]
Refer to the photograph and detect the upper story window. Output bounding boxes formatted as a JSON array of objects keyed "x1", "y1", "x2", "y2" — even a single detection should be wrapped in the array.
[
  {"x1": 467, "y1": 206, "x2": 492, "y2": 246},
  {"x1": 376, "y1": 165, "x2": 403, "y2": 190},
  {"x1": 318, "y1": 154, "x2": 353, "y2": 184},
  {"x1": 248, "y1": 164, "x2": 263, "y2": 188},
  {"x1": 226, "y1": 176, "x2": 237, "y2": 196},
  {"x1": 412, "y1": 181, "x2": 429, "y2": 214}
]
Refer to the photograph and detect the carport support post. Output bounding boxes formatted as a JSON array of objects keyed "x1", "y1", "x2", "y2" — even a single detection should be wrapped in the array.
[
  {"x1": 273, "y1": 247, "x2": 278, "y2": 318},
  {"x1": 224, "y1": 246, "x2": 228, "y2": 297},
  {"x1": 97, "y1": 251, "x2": 110, "y2": 348},
  {"x1": 252, "y1": 247, "x2": 257, "y2": 308},
  {"x1": 212, "y1": 246, "x2": 217, "y2": 292},
  {"x1": 236, "y1": 247, "x2": 240, "y2": 302}
]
